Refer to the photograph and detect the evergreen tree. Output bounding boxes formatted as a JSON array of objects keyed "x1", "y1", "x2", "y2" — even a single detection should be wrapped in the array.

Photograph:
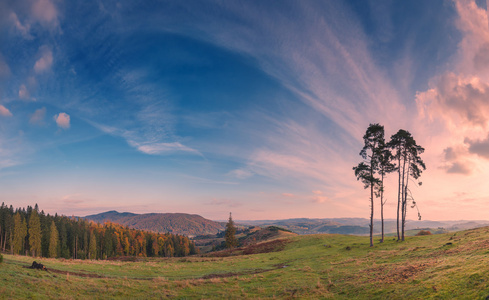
[
  {"x1": 48, "y1": 220, "x2": 59, "y2": 258},
  {"x1": 353, "y1": 124, "x2": 384, "y2": 247},
  {"x1": 12, "y1": 213, "x2": 27, "y2": 255},
  {"x1": 376, "y1": 141, "x2": 396, "y2": 243},
  {"x1": 28, "y1": 209, "x2": 42, "y2": 257},
  {"x1": 388, "y1": 129, "x2": 426, "y2": 241},
  {"x1": 225, "y1": 212, "x2": 238, "y2": 249},
  {"x1": 89, "y1": 231, "x2": 97, "y2": 260}
]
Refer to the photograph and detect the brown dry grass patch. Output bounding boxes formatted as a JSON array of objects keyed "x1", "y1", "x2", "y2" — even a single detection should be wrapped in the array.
[{"x1": 365, "y1": 261, "x2": 435, "y2": 284}]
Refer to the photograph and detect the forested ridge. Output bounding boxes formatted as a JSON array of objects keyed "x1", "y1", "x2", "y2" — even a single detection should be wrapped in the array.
[{"x1": 0, "y1": 203, "x2": 197, "y2": 259}]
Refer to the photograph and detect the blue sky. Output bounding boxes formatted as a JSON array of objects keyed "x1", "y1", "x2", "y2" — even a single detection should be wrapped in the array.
[{"x1": 1, "y1": 0, "x2": 489, "y2": 220}]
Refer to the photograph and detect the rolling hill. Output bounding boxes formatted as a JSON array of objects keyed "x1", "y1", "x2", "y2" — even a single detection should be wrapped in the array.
[
  {"x1": 85, "y1": 211, "x2": 225, "y2": 237},
  {"x1": 5, "y1": 226, "x2": 489, "y2": 298}
]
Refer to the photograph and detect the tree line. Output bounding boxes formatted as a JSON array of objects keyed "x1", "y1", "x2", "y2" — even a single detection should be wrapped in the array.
[
  {"x1": 354, "y1": 124, "x2": 426, "y2": 247},
  {"x1": 0, "y1": 203, "x2": 197, "y2": 259}
]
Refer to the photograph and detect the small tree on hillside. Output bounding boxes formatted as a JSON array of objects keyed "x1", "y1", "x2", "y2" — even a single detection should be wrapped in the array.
[{"x1": 225, "y1": 213, "x2": 238, "y2": 249}]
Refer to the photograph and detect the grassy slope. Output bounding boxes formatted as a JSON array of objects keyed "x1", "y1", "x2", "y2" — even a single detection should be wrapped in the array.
[{"x1": 2, "y1": 227, "x2": 489, "y2": 299}]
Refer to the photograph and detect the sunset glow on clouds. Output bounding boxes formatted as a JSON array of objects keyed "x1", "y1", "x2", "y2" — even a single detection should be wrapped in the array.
[{"x1": 1, "y1": 0, "x2": 489, "y2": 220}]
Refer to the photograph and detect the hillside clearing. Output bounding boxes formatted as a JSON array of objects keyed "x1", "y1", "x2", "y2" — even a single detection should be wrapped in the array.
[{"x1": 2, "y1": 227, "x2": 489, "y2": 298}]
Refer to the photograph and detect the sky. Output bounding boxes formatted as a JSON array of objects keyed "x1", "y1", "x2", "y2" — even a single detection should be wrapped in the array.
[{"x1": 1, "y1": 0, "x2": 489, "y2": 221}]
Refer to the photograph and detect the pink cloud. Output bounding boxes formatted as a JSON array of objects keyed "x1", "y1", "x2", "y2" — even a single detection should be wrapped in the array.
[
  {"x1": 311, "y1": 190, "x2": 328, "y2": 203},
  {"x1": 0, "y1": 105, "x2": 12, "y2": 117},
  {"x1": 415, "y1": 0, "x2": 489, "y2": 178},
  {"x1": 31, "y1": 0, "x2": 59, "y2": 28},
  {"x1": 417, "y1": 73, "x2": 489, "y2": 128},
  {"x1": 30, "y1": 107, "x2": 46, "y2": 125},
  {"x1": 466, "y1": 134, "x2": 489, "y2": 159},
  {"x1": 53, "y1": 112, "x2": 70, "y2": 129}
]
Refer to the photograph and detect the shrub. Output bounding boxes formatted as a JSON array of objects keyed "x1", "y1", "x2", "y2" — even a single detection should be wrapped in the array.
[
  {"x1": 0, "y1": 254, "x2": 3, "y2": 263},
  {"x1": 416, "y1": 230, "x2": 432, "y2": 236}
]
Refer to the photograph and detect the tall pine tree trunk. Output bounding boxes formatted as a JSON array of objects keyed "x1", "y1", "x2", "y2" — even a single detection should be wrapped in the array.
[
  {"x1": 370, "y1": 161, "x2": 374, "y2": 247},
  {"x1": 397, "y1": 154, "x2": 401, "y2": 241},
  {"x1": 400, "y1": 150, "x2": 407, "y2": 241},
  {"x1": 380, "y1": 172, "x2": 384, "y2": 243},
  {"x1": 402, "y1": 160, "x2": 411, "y2": 241}
]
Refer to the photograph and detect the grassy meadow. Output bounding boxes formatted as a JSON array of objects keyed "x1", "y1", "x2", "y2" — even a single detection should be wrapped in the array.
[{"x1": 2, "y1": 227, "x2": 489, "y2": 299}]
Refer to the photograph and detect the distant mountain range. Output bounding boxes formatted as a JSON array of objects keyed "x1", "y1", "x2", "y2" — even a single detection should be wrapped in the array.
[
  {"x1": 85, "y1": 211, "x2": 489, "y2": 237},
  {"x1": 85, "y1": 211, "x2": 225, "y2": 237},
  {"x1": 238, "y1": 218, "x2": 489, "y2": 235}
]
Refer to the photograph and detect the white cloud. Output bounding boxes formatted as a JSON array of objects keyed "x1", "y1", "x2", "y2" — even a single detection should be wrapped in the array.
[
  {"x1": 30, "y1": 107, "x2": 46, "y2": 124},
  {"x1": 0, "y1": 105, "x2": 12, "y2": 117},
  {"x1": 129, "y1": 141, "x2": 201, "y2": 156},
  {"x1": 53, "y1": 112, "x2": 70, "y2": 129},
  {"x1": 34, "y1": 46, "x2": 53, "y2": 73}
]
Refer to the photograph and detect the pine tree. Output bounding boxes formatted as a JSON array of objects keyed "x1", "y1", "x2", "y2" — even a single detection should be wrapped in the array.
[
  {"x1": 353, "y1": 124, "x2": 384, "y2": 247},
  {"x1": 388, "y1": 129, "x2": 426, "y2": 241},
  {"x1": 225, "y1": 212, "x2": 238, "y2": 249},
  {"x1": 89, "y1": 231, "x2": 97, "y2": 260},
  {"x1": 376, "y1": 141, "x2": 395, "y2": 243},
  {"x1": 28, "y1": 209, "x2": 42, "y2": 257},
  {"x1": 48, "y1": 220, "x2": 59, "y2": 258},
  {"x1": 12, "y1": 213, "x2": 27, "y2": 255}
]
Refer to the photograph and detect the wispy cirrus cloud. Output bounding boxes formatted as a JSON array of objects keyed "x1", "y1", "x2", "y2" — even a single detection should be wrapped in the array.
[
  {"x1": 91, "y1": 122, "x2": 201, "y2": 156},
  {"x1": 9, "y1": 12, "x2": 32, "y2": 38},
  {"x1": 205, "y1": 198, "x2": 242, "y2": 208},
  {"x1": 187, "y1": 1, "x2": 408, "y2": 139},
  {"x1": 128, "y1": 140, "x2": 201, "y2": 156}
]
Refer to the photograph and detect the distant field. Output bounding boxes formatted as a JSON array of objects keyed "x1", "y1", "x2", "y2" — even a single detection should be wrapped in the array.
[{"x1": 2, "y1": 227, "x2": 489, "y2": 299}]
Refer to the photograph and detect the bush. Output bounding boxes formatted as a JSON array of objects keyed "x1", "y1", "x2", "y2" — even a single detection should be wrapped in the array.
[
  {"x1": 416, "y1": 230, "x2": 432, "y2": 236},
  {"x1": 0, "y1": 254, "x2": 3, "y2": 263}
]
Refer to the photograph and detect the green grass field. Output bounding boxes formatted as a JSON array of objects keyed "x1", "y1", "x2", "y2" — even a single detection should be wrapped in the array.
[{"x1": 2, "y1": 227, "x2": 489, "y2": 299}]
